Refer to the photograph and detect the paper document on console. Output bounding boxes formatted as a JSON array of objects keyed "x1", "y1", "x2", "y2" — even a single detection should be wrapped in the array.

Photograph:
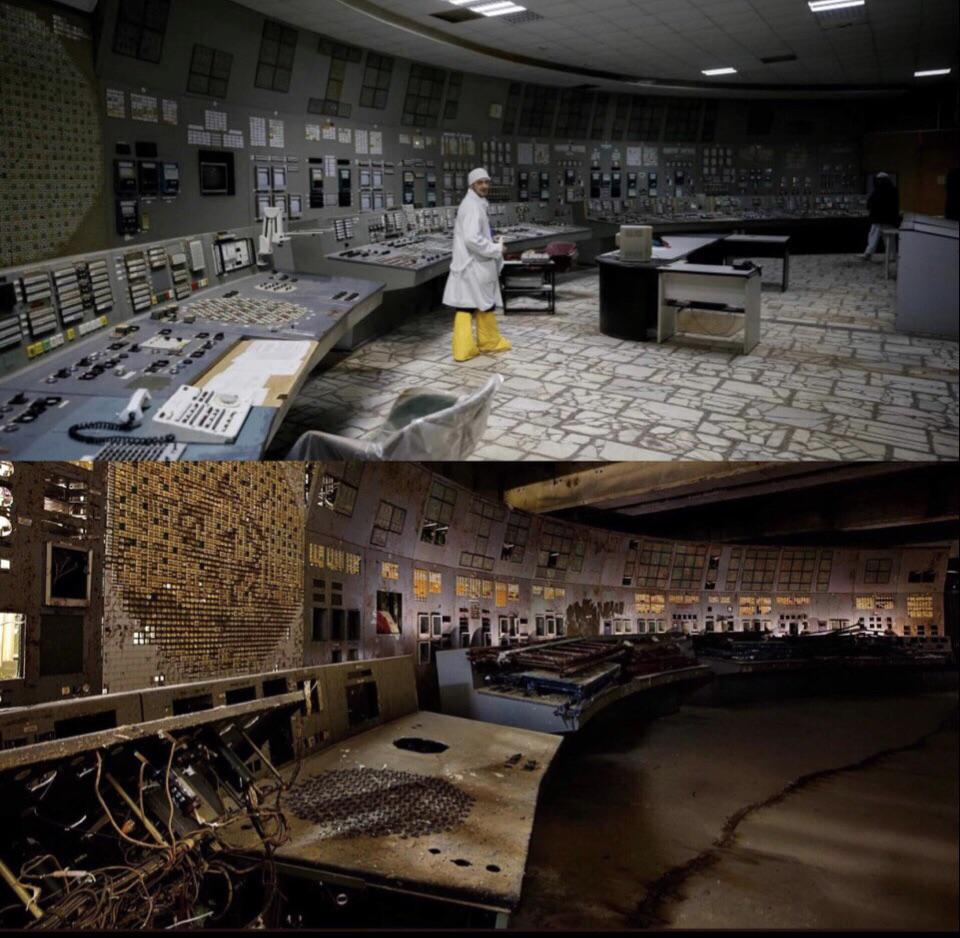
[{"x1": 200, "y1": 339, "x2": 317, "y2": 407}]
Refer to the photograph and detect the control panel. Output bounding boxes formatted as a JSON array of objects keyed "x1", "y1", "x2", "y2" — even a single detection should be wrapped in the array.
[
  {"x1": 0, "y1": 225, "x2": 385, "y2": 459},
  {"x1": 317, "y1": 201, "x2": 590, "y2": 275},
  {"x1": 584, "y1": 192, "x2": 868, "y2": 227}
]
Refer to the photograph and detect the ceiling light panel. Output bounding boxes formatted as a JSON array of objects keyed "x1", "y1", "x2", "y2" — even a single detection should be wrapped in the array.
[
  {"x1": 444, "y1": 0, "x2": 527, "y2": 16},
  {"x1": 808, "y1": 1, "x2": 866, "y2": 11}
]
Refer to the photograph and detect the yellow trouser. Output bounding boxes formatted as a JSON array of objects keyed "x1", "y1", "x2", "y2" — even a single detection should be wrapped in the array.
[
  {"x1": 452, "y1": 310, "x2": 480, "y2": 361},
  {"x1": 452, "y1": 309, "x2": 511, "y2": 361}
]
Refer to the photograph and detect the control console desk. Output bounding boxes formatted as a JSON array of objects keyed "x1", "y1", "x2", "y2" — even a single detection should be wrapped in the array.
[
  {"x1": 0, "y1": 267, "x2": 383, "y2": 460},
  {"x1": 288, "y1": 203, "x2": 592, "y2": 292},
  {"x1": 597, "y1": 235, "x2": 725, "y2": 340}
]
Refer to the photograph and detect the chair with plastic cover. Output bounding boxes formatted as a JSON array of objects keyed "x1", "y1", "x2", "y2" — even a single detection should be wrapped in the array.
[
  {"x1": 545, "y1": 241, "x2": 578, "y2": 272},
  {"x1": 285, "y1": 374, "x2": 503, "y2": 460}
]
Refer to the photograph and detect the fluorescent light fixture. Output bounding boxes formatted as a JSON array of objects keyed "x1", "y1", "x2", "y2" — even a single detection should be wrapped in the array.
[
  {"x1": 809, "y1": 0, "x2": 865, "y2": 11},
  {"x1": 445, "y1": 0, "x2": 526, "y2": 14},
  {"x1": 914, "y1": 68, "x2": 951, "y2": 77},
  {"x1": 470, "y1": 1, "x2": 526, "y2": 14},
  {"x1": 702, "y1": 67, "x2": 737, "y2": 76}
]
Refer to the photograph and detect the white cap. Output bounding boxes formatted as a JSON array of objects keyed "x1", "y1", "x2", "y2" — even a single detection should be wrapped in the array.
[
  {"x1": 875, "y1": 171, "x2": 889, "y2": 179},
  {"x1": 468, "y1": 167, "x2": 491, "y2": 186}
]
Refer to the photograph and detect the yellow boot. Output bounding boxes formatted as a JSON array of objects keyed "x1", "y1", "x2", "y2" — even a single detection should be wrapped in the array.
[
  {"x1": 452, "y1": 310, "x2": 480, "y2": 361},
  {"x1": 476, "y1": 310, "x2": 512, "y2": 353}
]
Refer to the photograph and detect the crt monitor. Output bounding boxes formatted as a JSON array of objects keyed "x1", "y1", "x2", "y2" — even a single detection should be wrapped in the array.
[{"x1": 200, "y1": 161, "x2": 229, "y2": 194}]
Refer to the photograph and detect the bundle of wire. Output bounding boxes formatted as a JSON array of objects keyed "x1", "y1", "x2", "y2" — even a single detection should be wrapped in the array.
[{"x1": 13, "y1": 737, "x2": 303, "y2": 930}]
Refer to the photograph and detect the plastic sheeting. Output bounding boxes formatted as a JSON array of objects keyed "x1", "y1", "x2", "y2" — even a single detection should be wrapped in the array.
[{"x1": 285, "y1": 374, "x2": 503, "y2": 460}]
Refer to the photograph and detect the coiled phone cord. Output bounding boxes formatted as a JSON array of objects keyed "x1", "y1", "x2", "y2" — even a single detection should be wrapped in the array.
[{"x1": 68, "y1": 417, "x2": 177, "y2": 447}]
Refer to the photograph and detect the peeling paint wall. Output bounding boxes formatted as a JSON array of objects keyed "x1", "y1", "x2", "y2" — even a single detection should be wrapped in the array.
[{"x1": 101, "y1": 463, "x2": 307, "y2": 693}]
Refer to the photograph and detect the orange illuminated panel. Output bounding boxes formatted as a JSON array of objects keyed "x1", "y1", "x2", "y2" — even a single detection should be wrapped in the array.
[
  {"x1": 906, "y1": 594, "x2": 934, "y2": 619},
  {"x1": 635, "y1": 593, "x2": 665, "y2": 614},
  {"x1": 740, "y1": 596, "x2": 772, "y2": 615}
]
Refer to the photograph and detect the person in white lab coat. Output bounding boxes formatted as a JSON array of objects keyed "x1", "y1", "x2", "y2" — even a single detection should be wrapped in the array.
[{"x1": 443, "y1": 167, "x2": 512, "y2": 361}]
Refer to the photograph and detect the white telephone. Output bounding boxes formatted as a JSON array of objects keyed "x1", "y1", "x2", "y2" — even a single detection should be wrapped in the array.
[
  {"x1": 258, "y1": 205, "x2": 287, "y2": 257},
  {"x1": 118, "y1": 388, "x2": 151, "y2": 427},
  {"x1": 154, "y1": 385, "x2": 252, "y2": 444}
]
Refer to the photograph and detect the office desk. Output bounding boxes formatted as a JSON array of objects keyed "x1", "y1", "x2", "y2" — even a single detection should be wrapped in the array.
[
  {"x1": 597, "y1": 235, "x2": 725, "y2": 340},
  {"x1": 722, "y1": 234, "x2": 791, "y2": 291},
  {"x1": 658, "y1": 263, "x2": 762, "y2": 355}
]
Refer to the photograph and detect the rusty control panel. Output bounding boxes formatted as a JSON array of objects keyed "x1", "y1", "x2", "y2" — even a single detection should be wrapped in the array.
[
  {"x1": 0, "y1": 655, "x2": 559, "y2": 929},
  {"x1": 442, "y1": 635, "x2": 712, "y2": 734}
]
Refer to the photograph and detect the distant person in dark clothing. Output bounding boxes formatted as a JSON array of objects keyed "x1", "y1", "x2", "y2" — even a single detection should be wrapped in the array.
[{"x1": 862, "y1": 172, "x2": 900, "y2": 260}]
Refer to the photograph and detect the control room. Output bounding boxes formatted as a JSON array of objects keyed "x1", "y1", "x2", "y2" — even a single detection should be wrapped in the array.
[
  {"x1": 0, "y1": 0, "x2": 957, "y2": 463},
  {"x1": 0, "y1": 459, "x2": 957, "y2": 930}
]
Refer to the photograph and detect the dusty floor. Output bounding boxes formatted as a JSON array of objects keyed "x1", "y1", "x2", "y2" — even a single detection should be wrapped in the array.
[
  {"x1": 511, "y1": 691, "x2": 959, "y2": 930},
  {"x1": 271, "y1": 254, "x2": 959, "y2": 460}
]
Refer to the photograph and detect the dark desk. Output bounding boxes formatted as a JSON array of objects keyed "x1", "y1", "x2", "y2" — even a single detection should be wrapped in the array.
[
  {"x1": 597, "y1": 235, "x2": 725, "y2": 340},
  {"x1": 722, "y1": 234, "x2": 791, "y2": 291}
]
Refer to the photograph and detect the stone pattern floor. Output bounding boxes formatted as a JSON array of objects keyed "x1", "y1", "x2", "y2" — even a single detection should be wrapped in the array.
[{"x1": 271, "y1": 254, "x2": 959, "y2": 461}]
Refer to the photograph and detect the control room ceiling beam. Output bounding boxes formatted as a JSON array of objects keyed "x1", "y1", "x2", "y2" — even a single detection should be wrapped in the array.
[{"x1": 503, "y1": 461, "x2": 916, "y2": 517}]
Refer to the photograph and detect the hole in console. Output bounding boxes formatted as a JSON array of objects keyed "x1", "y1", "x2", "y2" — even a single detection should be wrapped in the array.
[
  {"x1": 393, "y1": 737, "x2": 449, "y2": 754},
  {"x1": 171, "y1": 694, "x2": 213, "y2": 716},
  {"x1": 225, "y1": 686, "x2": 256, "y2": 705}
]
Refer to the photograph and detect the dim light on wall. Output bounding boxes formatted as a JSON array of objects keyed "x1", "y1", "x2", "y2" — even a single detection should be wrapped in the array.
[
  {"x1": 0, "y1": 612, "x2": 25, "y2": 681},
  {"x1": 914, "y1": 68, "x2": 951, "y2": 77},
  {"x1": 702, "y1": 67, "x2": 738, "y2": 76}
]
